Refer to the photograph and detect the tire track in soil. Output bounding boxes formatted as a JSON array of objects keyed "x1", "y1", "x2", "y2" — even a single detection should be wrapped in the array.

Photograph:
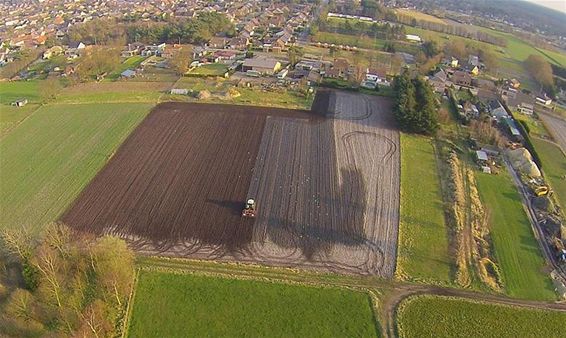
[{"x1": 62, "y1": 93, "x2": 400, "y2": 278}]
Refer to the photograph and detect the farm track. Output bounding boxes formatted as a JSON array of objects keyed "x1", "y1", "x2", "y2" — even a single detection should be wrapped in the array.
[{"x1": 63, "y1": 92, "x2": 400, "y2": 277}]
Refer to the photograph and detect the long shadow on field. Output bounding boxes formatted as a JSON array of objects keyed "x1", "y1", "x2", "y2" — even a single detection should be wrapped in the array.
[{"x1": 262, "y1": 168, "x2": 368, "y2": 260}]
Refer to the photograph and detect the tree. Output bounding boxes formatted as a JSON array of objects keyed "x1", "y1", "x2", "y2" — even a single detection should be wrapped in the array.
[
  {"x1": 287, "y1": 46, "x2": 304, "y2": 67},
  {"x1": 39, "y1": 78, "x2": 63, "y2": 103},
  {"x1": 393, "y1": 72, "x2": 438, "y2": 135},
  {"x1": 444, "y1": 40, "x2": 467, "y2": 60},
  {"x1": 169, "y1": 47, "x2": 192, "y2": 75},
  {"x1": 478, "y1": 49, "x2": 498, "y2": 72},
  {"x1": 422, "y1": 40, "x2": 439, "y2": 58},
  {"x1": 525, "y1": 54, "x2": 554, "y2": 90},
  {"x1": 0, "y1": 224, "x2": 136, "y2": 337}
]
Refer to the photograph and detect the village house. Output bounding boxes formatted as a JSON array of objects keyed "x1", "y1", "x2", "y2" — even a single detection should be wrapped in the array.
[
  {"x1": 214, "y1": 50, "x2": 238, "y2": 62},
  {"x1": 228, "y1": 37, "x2": 249, "y2": 50},
  {"x1": 161, "y1": 44, "x2": 183, "y2": 59},
  {"x1": 241, "y1": 57, "x2": 281, "y2": 75},
  {"x1": 452, "y1": 70, "x2": 473, "y2": 88},
  {"x1": 65, "y1": 41, "x2": 86, "y2": 59},
  {"x1": 427, "y1": 68, "x2": 449, "y2": 93},
  {"x1": 208, "y1": 36, "x2": 229, "y2": 49}
]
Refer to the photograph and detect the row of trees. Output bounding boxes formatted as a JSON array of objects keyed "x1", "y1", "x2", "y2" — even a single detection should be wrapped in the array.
[
  {"x1": 393, "y1": 71, "x2": 439, "y2": 135},
  {"x1": 68, "y1": 12, "x2": 234, "y2": 46},
  {"x1": 126, "y1": 12, "x2": 235, "y2": 45},
  {"x1": 316, "y1": 17, "x2": 406, "y2": 41},
  {"x1": 0, "y1": 224, "x2": 135, "y2": 337}
]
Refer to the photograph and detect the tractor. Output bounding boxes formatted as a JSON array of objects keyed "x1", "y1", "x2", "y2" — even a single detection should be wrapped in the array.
[{"x1": 242, "y1": 198, "x2": 256, "y2": 218}]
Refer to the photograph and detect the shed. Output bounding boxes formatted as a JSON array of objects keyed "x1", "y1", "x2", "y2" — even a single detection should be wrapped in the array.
[
  {"x1": 12, "y1": 98, "x2": 28, "y2": 107},
  {"x1": 405, "y1": 34, "x2": 422, "y2": 42},
  {"x1": 170, "y1": 88, "x2": 188, "y2": 95},
  {"x1": 120, "y1": 69, "x2": 136, "y2": 78},
  {"x1": 476, "y1": 150, "x2": 488, "y2": 162}
]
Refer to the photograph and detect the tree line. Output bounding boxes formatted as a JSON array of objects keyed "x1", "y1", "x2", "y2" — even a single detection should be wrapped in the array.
[
  {"x1": 68, "y1": 12, "x2": 234, "y2": 46},
  {"x1": 0, "y1": 224, "x2": 134, "y2": 337},
  {"x1": 315, "y1": 17, "x2": 406, "y2": 41},
  {"x1": 393, "y1": 71, "x2": 439, "y2": 135}
]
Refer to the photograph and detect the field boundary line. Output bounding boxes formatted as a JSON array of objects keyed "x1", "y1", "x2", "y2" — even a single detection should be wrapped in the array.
[{"x1": 120, "y1": 268, "x2": 141, "y2": 338}]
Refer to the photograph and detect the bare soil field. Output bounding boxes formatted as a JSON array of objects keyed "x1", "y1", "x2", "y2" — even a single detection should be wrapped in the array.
[{"x1": 62, "y1": 92, "x2": 400, "y2": 277}]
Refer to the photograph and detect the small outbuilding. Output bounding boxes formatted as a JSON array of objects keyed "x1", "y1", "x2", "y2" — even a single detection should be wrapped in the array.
[
  {"x1": 11, "y1": 98, "x2": 28, "y2": 107},
  {"x1": 170, "y1": 88, "x2": 189, "y2": 95},
  {"x1": 120, "y1": 69, "x2": 136, "y2": 78}
]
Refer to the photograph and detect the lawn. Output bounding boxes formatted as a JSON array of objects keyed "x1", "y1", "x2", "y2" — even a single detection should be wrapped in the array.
[
  {"x1": 0, "y1": 103, "x2": 152, "y2": 232},
  {"x1": 189, "y1": 63, "x2": 229, "y2": 76},
  {"x1": 532, "y1": 137, "x2": 566, "y2": 210},
  {"x1": 396, "y1": 295, "x2": 566, "y2": 338},
  {"x1": 476, "y1": 171, "x2": 556, "y2": 300},
  {"x1": 396, "y1": 134, "x2": 452, "y2": 284},
  {"x1": 108, "y1": 55, "x2": 147, "y2": 80},
  {"x1": 127, "y1": 271, "x2": 380, "y2": 338}
]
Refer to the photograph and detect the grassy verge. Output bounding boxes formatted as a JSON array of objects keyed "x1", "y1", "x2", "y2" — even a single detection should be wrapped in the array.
[
  {"x1": 57, "y1": 81, "x2": 170, "y2": 104},
  {"x1": 0, "y1": 103, "x2": 152, "y2": 232},
  {"x1": 532, "y1": 137, "x2": 566, "y2": 209},
  {"x1": 476, "y1": 171, "x2": 556, "y2": 300},
  {"x1": 127, "y1": 270, "x2": 380, "y2": 338},
  {"x1": 396, "y1": 295, "x2": 566, "y2": 337},
  {"x1": 396, "y1": 134, "x2": 452, "y2": 284}
]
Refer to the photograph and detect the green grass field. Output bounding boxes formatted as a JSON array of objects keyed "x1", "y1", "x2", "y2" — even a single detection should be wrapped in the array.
[
  {"x1": 397, "y1": 295, "x2": 566, "y2": 338},
  {"x1": 0, "y1": 80, "x2": 40, "y2": 104},
  {"x1": 189, "y1": 63, "x2": 229, "y2": 76},
  {"x1": 476, "y1": 171, "x2": 555, "y2": 300},
  {"x1": 0, "y1": 80, "x2": 42, "y2": 136},
  {"x1": 127, "y1": 271, "x2": 379, "y2": 338},
  {"x1": 397, "y1": 134, "x2": 452, "y2": 284},
  {"x1": 532, "y1": 137, "x2": 566, "y2": 210},
  {"x1": 0, "y1": 103, "x2": 152, "y2": 231}
]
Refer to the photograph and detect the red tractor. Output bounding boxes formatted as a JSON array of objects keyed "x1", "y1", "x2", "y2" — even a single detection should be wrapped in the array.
[{"x1": 242, "y1": 198, "x2": 256, "y2": 218}]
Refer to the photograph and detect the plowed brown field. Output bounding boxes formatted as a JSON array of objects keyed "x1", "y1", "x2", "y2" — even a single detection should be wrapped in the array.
[{"x1": 62, "y1": 92, "x2": 400, "y2": 277}]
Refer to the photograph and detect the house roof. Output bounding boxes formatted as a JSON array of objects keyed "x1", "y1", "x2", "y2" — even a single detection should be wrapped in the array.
[
  {"x1": 121, "y1": 69, "x2": 135, "y2": 77},
  {"x1": 242, "y1": 58, "x2": 280, "y2": 69},
  {"x1": 476, "y1": 150, "x2": 488, "y2": 161}
]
